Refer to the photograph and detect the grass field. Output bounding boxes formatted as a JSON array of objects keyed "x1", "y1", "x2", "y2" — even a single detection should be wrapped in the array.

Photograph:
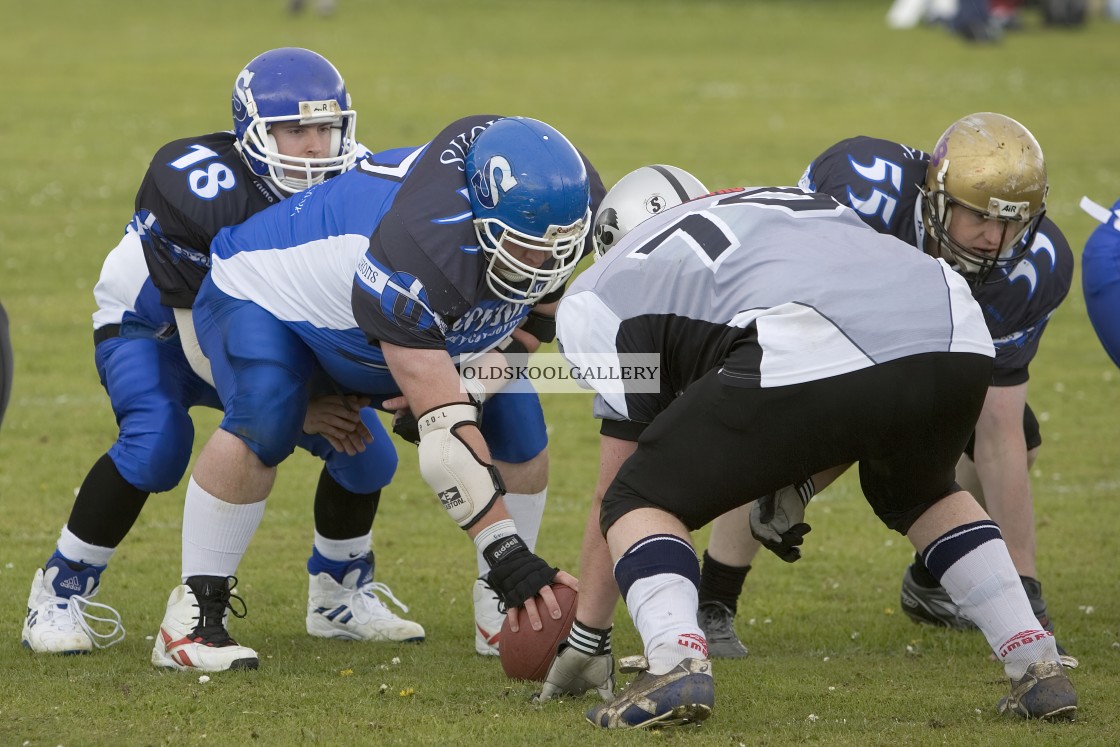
[{"x1": 1, "y1": 1, "x2": 1119, "y2": 745}]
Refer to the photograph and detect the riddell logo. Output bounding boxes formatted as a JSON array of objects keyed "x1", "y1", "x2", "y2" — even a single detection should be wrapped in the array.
[{"x1": 678, "y1": 632, "x2": 708, "y2": 657}]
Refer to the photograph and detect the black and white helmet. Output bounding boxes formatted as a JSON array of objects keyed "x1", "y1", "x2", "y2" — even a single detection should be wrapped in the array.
[{"x1": 592, "y1": 165, "x2": 708, "y2": 259}]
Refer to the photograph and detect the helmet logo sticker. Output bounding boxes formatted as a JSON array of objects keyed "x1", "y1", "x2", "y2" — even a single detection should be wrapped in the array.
[
  {"x1": 298, "y1": 99, "x2": 342, "y2": 121},
  {"x1": 595, "y1": 207, "x2": 621, "y2": 252},
  {"x1": 644, "y1": 194, "x2": 669, "y2": 215},
  {"x1": 989, "y1": 197, "x2": 1029, "y2": 220},
  {"x1": 232, "y1": 70, "x2": 254, "y2": 124},
  {"x1": 471, "y1": 156, "x2": 518, "y2": 210}
]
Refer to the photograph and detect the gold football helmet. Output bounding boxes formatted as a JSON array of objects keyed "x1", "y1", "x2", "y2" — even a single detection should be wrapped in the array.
[{"x1": 919, "y1": 112, "x2": 1047, "y2": 285}]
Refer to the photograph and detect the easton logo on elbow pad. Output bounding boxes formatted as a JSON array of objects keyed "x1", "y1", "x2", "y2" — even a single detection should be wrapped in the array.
[{"x1": 438, "y1": 487, "x2": 466, "y2": 511}]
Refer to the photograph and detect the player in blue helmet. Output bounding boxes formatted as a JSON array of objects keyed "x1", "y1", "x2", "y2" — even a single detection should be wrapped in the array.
[
  {"x1": 150, "y1": 114, "x2": 604, "y2": 669},
  {"x1": 466, "y1": 117, "x2": 591, "y2": 305},
  {"x1": 232, "y1": 47, "x2": 358, "y2": 195},
  {"x1": 22, "y1": 48, "x2": 423, "y2": 664},
  {"x1": 1081, "y1": 195, "x2": 1120, "y2": 369}
]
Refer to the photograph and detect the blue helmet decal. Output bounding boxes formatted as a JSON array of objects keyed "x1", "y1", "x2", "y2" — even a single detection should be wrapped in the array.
[{"x1": 470, "y1": 155, "x2": 518, "y2": 211}]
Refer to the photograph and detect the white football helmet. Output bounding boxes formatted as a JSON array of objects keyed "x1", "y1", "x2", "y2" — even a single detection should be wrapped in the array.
[{"x1": 592, "y1": 165, "x2": 709, "y2": 258}]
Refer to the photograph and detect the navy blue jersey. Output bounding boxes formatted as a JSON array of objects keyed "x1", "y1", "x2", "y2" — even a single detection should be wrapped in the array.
[
  {"x1": 136, "y1": 132, "x2": 282, "y2": 309},
  {"x1": 352, "y1": 115, "x2": 605, "y2": 352},
  {"x1": 211, "y1": 115, "x2": 604, "y2": 369},
  {"x1": 801, "y1": 136, "x2": 1073, "y2": 384}
]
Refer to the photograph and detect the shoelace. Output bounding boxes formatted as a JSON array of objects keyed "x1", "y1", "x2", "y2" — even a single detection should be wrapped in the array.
[
  {"x1": 349, "y1": 581, "x2": 410, "y2": 624},
  {"x1": 191, "y1": 577, "x2": 248, "y2": 644},
  {"x1": 60, "y1": 594, "x2": 126, "y2": 649}
]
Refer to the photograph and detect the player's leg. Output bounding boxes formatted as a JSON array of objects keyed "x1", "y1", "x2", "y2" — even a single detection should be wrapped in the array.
[
  {"x1": 695, "y1": 506, "x2": 758, "y2": 658},
  {"x1": 152, "y1": 286, "x2": 311, "y2": 672},
  {"x1": 901, "y1": 403, "x2": 1061, "y2": 642},
  {"x1": 588, "y1": 370, "x2": 844, "y2": 728},
  {"x1": 860, "y1": 352, "x2": 1075, "y2": 720},
  {"x1": 301, "y1": 407, "x2": 424, "y2": 643},
  {"x1": 24, "y1": 334, "x2": 210, "y2": 654}
]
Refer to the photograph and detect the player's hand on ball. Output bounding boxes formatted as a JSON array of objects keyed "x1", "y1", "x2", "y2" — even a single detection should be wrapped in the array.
[
  {"x1": 750, "y1": 482, "x2": 814, "y2": 563},
  {"x1": 510, "y1": 570, "x2": 578, "y2": 633},
  {"x1": 535, "y1": 644, "x2": 614, "y2": 702}
]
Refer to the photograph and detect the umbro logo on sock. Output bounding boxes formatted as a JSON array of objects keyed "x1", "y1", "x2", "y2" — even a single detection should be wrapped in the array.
[
  {"x1": 678, "y1": 632, "x2": 708, "y2": 658},
  {"x1": 59, "y1": 576, "x2": 85, "y2": 593}
]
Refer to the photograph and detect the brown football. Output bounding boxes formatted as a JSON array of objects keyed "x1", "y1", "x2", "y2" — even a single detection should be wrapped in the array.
[{"x1": 498, "y1": 584, "x2": 579, "y2": 681}]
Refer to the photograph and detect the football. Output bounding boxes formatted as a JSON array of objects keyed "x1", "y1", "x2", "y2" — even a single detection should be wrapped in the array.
[{"x1": 499, "y1": 584, "x2": 578, "y2": 682}]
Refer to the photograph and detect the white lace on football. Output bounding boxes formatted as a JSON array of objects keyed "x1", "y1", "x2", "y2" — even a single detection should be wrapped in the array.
[
  {"x1": 350, "y1": 581, "x2": 410, "y2": 623},
  {"x1": 65, "y1": 594, "x2": 126, "y2": 648}
]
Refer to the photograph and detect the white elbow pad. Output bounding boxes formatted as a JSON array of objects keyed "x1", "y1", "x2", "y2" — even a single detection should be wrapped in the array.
[{"x1": 417, "y1": 402, "x2": 505, "y2": 529}]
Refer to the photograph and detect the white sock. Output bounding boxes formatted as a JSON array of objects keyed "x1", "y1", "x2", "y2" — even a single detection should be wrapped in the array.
[
  {"x1": 313, "y1": 531, "x2": 371, "y2": 563},
  {"x1": 57, "y1": 526, "x2": 115, "y2": 567},
  {"x1": 939, "y1": 539, "x2": 1058, "y2": 680},
  {"x1": 476, "y1": 488, "x2": 547, "y2": 576},
  {"x1": 625, "y1": 573, "x2": 705, "y2": 675},
  {"x1": 181, "y1": 477, "x2": 266, "y2": 581}
]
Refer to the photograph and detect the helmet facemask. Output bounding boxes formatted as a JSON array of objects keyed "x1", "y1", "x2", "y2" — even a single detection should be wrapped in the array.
[
  {"x1": 232, "y1": 48, "x2": 359, "y2": 195},
  {"x1": 921, "y1": 112, "x2": 1048, "y2": 287},
  {"x1": 239, "y1": 97, "x2": 358, "y2": 195},
  {"x1": 474, "y1": 210, "x2": 590, "y2": 305},
  {"x1": 920, "y1": 179, "x2": 1045, "y2": 286},
  {"x1": 465, "y1": 117, "x2": 593, "y2": 306}
]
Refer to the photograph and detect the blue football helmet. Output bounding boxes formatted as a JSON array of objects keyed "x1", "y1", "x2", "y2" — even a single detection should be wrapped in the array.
[
  {"x1": 232, "y1": 47, "x2": 358, "y2": 194},
  {"x1": 466, "y1": 117, "x2": 591, "y2": 305}
]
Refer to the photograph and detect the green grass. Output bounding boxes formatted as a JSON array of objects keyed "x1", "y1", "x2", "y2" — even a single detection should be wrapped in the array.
[{"x1": 2, "y1": 1, "x2": 1120, "y2": 744}]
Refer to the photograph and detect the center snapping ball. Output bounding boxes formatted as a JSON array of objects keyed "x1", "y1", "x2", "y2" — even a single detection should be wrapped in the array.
[{"x1": 499, "y1": 584, "x2": 578, "y2": 681}]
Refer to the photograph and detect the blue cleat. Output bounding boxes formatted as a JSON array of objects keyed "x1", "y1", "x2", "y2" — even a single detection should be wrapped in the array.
[{"x1": 586, "y1": 657, "x2": 713, "y2": 729}]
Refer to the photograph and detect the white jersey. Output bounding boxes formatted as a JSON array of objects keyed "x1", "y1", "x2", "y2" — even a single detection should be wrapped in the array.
[{"x1": 557, "y1": 187, "x2": 993, "y2": 423}]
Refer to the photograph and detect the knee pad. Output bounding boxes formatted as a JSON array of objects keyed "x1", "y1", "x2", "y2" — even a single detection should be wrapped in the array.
[
  {"x1": 109, "y1": 401, "x2": 195, "y2": 492},
  {"x1": 316, "y1": 407, "x2": 398, "y2": 493},
  {"x1": 221, "y1": 365, "x2": 308, "y2": 467}
]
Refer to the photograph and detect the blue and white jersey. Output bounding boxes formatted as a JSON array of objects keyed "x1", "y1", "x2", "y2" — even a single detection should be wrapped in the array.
[
  {"x1": 93, "y1": 229, "x2": 176, "y2": 336},
  {"x1": 800, "y1": 136, "x2": 1073, "y2": 385},
  {"x1": 211, "y1": 115, "x2": 605, "y2": 373}
]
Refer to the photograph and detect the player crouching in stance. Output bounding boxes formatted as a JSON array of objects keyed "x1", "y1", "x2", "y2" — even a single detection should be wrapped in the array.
[
  {"x1": 23, "y1": 48, "x2": 422, "y2": 660},
  {"x1": 553, "y1": 171, "x2": 1077, "y2": 728},
  {"x1": 150, "y1": 115, "x2": 592, "y2": 671}
]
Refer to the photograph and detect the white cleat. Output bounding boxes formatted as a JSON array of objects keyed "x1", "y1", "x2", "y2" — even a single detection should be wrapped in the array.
[
  {"x1": 473, "y1": 578, "x2": 504, "y2": 657},
  {"x1": 22, "y1": 559, "x2": 124, "y2": 654},
  {"x1": 151, "y1": 577, "x2": 258, "y2": 672},
  {"x1": 306, "y1": 559, "x2": 425, "y2": 643}
]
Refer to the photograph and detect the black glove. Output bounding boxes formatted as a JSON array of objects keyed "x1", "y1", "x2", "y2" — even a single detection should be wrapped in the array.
[
  {"x1": 391, "y1": 410, "x2": 420, "y2": 446},
  {"x1": 749, "y1": 481, "x2": 814, "y2": 563},
  {"x1": 482, "y1": 533, "x2": 558, "y2": 610}
]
